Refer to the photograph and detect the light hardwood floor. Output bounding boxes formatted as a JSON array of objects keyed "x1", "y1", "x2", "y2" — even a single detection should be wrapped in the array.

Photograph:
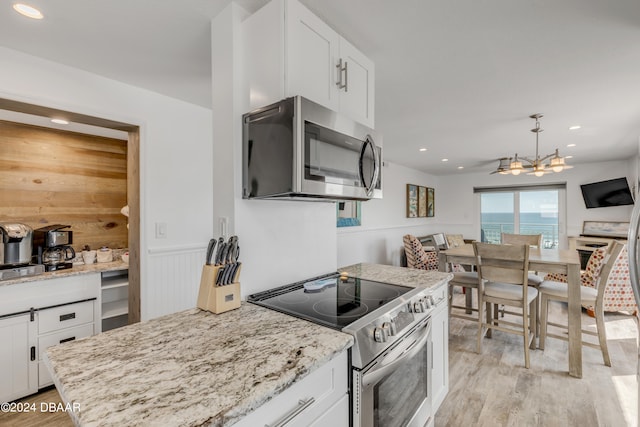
[
  {"x1": 3, "y1": 293, "x2": 637, "y2": 427},
  {"x1": 436, "y1": 292, "x2": 639, "y2": 426}
]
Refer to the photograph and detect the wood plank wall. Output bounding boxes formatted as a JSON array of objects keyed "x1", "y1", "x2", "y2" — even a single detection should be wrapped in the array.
[{"x1": 0, "y1": 120, "x2": 128, "y2": 252}]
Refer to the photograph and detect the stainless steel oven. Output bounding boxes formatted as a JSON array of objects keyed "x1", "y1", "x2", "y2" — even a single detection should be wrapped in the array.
[
  {"x1": 248, "y1": 273, "x2": 446, "y2": 427},
  {"x1": 353, "y1": 316, "x2": 432, "y2": 427}
]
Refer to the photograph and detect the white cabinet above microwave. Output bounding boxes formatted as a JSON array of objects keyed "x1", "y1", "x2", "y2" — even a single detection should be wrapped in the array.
[{"x1": 243, "y1": 0, "x2": 375, "y2": 128}]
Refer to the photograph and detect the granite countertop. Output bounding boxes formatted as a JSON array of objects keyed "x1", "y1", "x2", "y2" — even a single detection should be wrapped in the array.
[
  {"x1": 339, "y1": 262, "x2": 453, "y2": 288},
  {"x1": 45, "y1": 303, "x2": 354, "y2": 427},
  {"x1": 0, "y1": 260, "x2": 128, "y2": 287}
]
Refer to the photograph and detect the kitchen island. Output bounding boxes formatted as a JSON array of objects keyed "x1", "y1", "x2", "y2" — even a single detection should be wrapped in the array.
[
  {"x1": 45, "y1": 303, "x2": 353, "y2": 426},
  {"x1": 340, "y1": 262, "x2": 453, "y2": 288},
  {"x1": 44, "y1": 263, "x2": 450, "y2": 426}
]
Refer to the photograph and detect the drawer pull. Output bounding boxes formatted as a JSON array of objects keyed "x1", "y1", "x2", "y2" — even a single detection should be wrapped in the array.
[
  {"x1": 265, "y1": 397, "x2": 315, "y2": 427},
  {"x1": 30, "y1": 346, "x2": 36, "y2": 361},
  {"x1": 59, "y1": 336, "x2": 76, "y2": 344},
  {"x1": 60, "y1": 312, "x2": 76, "y2": 322}
]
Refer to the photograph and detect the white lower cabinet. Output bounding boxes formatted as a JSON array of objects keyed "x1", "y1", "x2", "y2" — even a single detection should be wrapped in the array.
[
  {"x1": 0, "y1": 273, "x2": 100, "y2": 401},
  {"x1": 235, "y1": 350, "x2": 349, "y2": 427},
  {"x1": 37, "y1": 304, "x2": 95, "y2": 388},
  {"x1": 0, "y1": 313, "x2": 37, "y2": 403},
  {"x1": 431, "y1": 289, "x2": 449, "y2": 412}
]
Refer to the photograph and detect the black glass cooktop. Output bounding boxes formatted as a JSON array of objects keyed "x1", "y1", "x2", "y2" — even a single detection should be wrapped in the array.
[{"x1": 247, "y1": 273, "x2": 412, "y2": 330}]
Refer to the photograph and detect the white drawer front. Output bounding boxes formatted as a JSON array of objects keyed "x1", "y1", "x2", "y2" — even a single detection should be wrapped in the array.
[
  {"x1": 37, "y1": 323, "x2": 94, "y2": 388},
  {"x1": 432, "y1": 282, "x2": 447, "y2": 304},
  {"x1": 235, "y1": 351, "x2": 348, "y2": 427},
  {"x1": 38, "y1": 300, "x2": 94, "y2": 335},
  {"x1": 38, "y1": 323, "x2": 94, "y2": 360}
]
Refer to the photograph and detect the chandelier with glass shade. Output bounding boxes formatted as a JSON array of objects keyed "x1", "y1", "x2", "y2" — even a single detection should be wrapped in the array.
[{"x1": 491, "y1": 113, "x2": 571, "y2": 177}]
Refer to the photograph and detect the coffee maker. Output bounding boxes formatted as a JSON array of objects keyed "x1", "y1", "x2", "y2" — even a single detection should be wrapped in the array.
[
  {"x1": 0, "y1": 222, "x2": 33, "y2": 267},
  {"x1": 33, "y1": 225, "x2": 76, "y2": 271}
]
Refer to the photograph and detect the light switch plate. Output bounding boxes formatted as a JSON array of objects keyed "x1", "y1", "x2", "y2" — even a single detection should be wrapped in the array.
[{"x1": 156, "y1": 222, "x2": 167, "y2": 239}]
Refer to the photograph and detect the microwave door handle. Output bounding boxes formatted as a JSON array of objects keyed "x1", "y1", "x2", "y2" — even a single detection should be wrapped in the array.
[
  {"x1": 359, "y1": 136, "x2": 380, "y2": 197},
  {"x1": 361, "y1": 320, "x2": 431, "y2": 388}
]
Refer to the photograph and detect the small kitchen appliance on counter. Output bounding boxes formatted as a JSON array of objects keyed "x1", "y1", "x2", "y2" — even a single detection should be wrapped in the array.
[
  {"x1": 249, "y1": 273, "x2": 447, "y2": 427},
  {"x1": 0, "y1": 222, "x2": 33, "y2": 267},
  {"x1": 0, "y1": 222, "x2": 45, "y2": 281},
  {"x1": 33, "y1": 224, "x2": 75, "y2": 272}
]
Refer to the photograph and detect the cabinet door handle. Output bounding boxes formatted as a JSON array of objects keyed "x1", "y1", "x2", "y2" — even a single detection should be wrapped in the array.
[
  {"x1": 343, "y1": 60, "x2": 348, "y2": 92},
  {"x1": 265, "y1": 397, "x2": 315, "y2": 427},
  {"x1": 336, "y1": 58, "x2": 347, "y2": 90},
  {"x1": 30, "y1": 346, "x2": 36, "y2": 361},
  {"x1": 60, "y1": 336, "x2": 76, "y2": 344},
  {"x1": 60, "y1": 312, "x2": 76, "y2": 322}
]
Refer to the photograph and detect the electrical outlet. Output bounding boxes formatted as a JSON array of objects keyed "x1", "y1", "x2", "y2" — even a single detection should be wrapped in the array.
[{"x1": 156, "y1": 222, "x2": 167, "y2": 239}]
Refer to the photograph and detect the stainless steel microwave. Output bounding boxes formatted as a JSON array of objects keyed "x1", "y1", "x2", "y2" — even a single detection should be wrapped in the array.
[{"x1": 242, "y1": 96, "x2": 382, "y2": 201}]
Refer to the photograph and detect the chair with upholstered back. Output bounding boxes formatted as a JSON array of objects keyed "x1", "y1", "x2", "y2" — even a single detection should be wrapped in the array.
[
  {"x1": 403, "y1": 234, "x2": 439, "y2": 270},
  {"x1": 474, "y1": 242, "x2": 537, "y2": 368},
  {"x1": 538, "y1": 241, "x2": 626, "y2": 367},
  {"x1": 544, "y1": 245, "x2": 636, "y2": 315},
  {"x1": 430, "y1": 235, "x2": 481, "y2": 322}
]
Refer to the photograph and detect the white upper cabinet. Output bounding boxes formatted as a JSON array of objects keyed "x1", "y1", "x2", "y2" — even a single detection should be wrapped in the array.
[{"x1": 244, "y1": 0, "x2": 375, "y2": 127}]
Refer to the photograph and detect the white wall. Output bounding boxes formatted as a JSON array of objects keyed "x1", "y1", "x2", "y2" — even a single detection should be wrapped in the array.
[
  {"x1": 437, "y1": 158, "x2": 635, "y2": 244},
  {"x1": 337, "y1": 162, "x2": 442, "y2": 267},
  {"x1": 0, "y1": 47, "x2": 214, "y2": 321},
  {"x1": 211, "y1": 5, "x2": 337, "y2": 298}
]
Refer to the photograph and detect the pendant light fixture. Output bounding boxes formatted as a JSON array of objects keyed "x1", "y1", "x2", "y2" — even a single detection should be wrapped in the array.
[{"x1": 491, "y1": 113, "x2": 571, "y2": 176}]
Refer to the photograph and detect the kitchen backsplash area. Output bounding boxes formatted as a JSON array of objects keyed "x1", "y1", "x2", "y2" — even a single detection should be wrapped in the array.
[{"x1": 0, "y1": 119, "x2": 128, "y2": 252}]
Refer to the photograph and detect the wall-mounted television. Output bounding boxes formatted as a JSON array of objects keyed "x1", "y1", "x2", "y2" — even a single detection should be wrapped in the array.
[{"x1": 580, "y1": 177, "x2": 635, "y2": 209}]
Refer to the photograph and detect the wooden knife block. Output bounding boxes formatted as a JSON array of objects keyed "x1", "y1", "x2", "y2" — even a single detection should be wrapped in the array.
[{"x1": 197, "y1": 264, "x2": 241, "y2": 314}]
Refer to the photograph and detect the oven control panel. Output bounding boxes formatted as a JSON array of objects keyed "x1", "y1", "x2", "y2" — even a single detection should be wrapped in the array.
[{"x1": 344, "y1": 279, "x2": 449, "y2": 369}]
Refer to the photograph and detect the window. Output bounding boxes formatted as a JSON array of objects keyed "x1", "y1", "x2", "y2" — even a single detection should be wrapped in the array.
[{"x1": 476, "y1": 184, "x2": 565, "y2": 249}]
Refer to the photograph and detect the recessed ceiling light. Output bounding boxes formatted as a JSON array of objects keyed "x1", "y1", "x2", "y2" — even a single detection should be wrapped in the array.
[
  {"x1": 567, "y1": 143, "x2": 576, "y2": 147},
  {"x1": 13, "y1": 3, "x2": 43, "y2": 19},
  {"x1": 457, "y1": 166, "x2": 464, "y2": 169},
  {"x1": 51, "y1": 118, "x2": 69, "y2": 125},
  {"x1": 568, "y1": 125, "x2": 581, "y2": 130},
  {"x1": 419, "y1": 148, "x2": 427, "y2": 152},
  {"x1": 441, "y1": 158, "x2": 448, "y2": 162},
  {"x1": 566, "y1": 155, "x2": 574, "y2": 159}
]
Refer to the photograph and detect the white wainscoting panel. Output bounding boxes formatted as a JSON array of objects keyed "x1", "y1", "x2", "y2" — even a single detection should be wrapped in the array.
[{"x1": 143, "y1": 244, "x2": 207, "y2": 320}]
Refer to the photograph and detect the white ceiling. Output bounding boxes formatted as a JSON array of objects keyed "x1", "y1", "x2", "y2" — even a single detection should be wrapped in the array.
[{"x1": 1, "y1": 0, "x2": 639, "y2": 175}]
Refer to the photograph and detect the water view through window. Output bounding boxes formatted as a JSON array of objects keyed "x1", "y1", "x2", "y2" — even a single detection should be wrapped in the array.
[{"x1": 480, "y1": 190, "x2": 559, "y2": 248}]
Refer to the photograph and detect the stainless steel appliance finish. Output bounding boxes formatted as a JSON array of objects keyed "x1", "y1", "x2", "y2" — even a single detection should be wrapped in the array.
[
  {"x1": 0, "y1": 222, "x2": 33, "y2": 266},
  {"x1": 353, "y1": 316, "x2": 432, "y2": 427},
  {"x1": 242, "y1": 96, "x2": 382, "y2": 201},
  {"x1": 248, "y1": 274, "x2": 446, "y2": 427},
  {"x1": 33, "y1": 225, "x2": 74, "y2": 271}
]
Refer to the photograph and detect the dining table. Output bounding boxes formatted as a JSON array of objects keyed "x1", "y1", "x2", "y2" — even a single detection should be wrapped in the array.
[{"x1": 438, "y1": 244, "x2": 583, "y2": 378}]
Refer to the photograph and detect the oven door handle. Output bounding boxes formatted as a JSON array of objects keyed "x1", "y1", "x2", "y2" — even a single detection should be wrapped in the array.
[{"x1": 361, "y1": 320, "x2": 432, "y2": 388}]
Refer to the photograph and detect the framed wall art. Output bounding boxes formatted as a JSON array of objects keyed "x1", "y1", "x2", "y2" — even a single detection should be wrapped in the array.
[
  {"x1": 337, "y1": 201, "x2": 362, "y2": 227},
  {"x1": 582, "y1": 221, "x2": 629, "y2": 238},
  {"x1": 427, "y1": 187, "x2": 435, "y2": 217},
  {"x1": 407, "y1": 184, "x2": 418, "y2": 218},
  {"x1": 418, "y1": 186, "x2": 427, "y2": 217}
]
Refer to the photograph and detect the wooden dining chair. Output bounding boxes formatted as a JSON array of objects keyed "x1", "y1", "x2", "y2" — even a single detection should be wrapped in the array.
[
  {"x1": 538, "y1": 241, "x2": 625, "y2": 367},
  {"x1": 474, "y1": 242, "x2": 538, "y2": 368},
  {"x1": 501, "y1": 233, "x2": 544, "y2": 287}
]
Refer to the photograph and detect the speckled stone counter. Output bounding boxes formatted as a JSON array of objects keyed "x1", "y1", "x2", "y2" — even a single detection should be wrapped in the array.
[
  {"x1": 45, "y1": 303, "x2": 353, "y2": 427},
  {"x1": 0, "y1": 260, "x2": 128, "y2": 287},
  {"x1": 339, "y1": 263, "x2": 453, "y2": 288}
]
